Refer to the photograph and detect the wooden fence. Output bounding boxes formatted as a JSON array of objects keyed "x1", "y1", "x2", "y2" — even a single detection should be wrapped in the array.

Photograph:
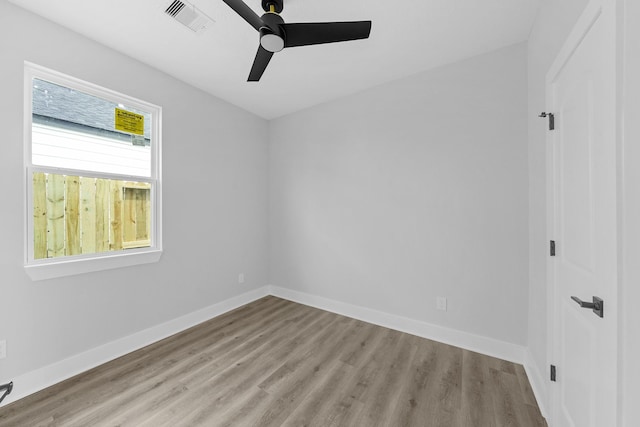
[{"x1": 33, "y1": 172, "x2": 151, "y2": 259}]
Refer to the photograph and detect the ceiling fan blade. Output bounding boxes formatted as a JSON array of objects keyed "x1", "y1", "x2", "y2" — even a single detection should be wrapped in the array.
[
  {"x1": 248, "y1": 46, "x2": 274, "y2": 81},
  {"x1": 283, "y1": 21, "x2": 372, "y2": 48},
  {"x1": 222, "y1": 0, "x2": 263, "y2": 31}
]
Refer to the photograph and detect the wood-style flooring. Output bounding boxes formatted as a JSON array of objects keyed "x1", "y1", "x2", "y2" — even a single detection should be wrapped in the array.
[{"x1": 0, "y1": 296, "x2": 547, "y2": 426}]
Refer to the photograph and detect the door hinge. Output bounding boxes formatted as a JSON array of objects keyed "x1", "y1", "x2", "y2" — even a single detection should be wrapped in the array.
[
  {"x1": 550, "y1": 365, "x2": 557, "y2": 382},
  {"x1": 550, "y1": 240, "x2": 556, "y2": 256},
  {"x1": 539, "y1": 112, "x2": 555, "y2": 130}
]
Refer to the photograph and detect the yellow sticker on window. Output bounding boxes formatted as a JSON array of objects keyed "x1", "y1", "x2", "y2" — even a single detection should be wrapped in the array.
[{"x1": 115, "y1": 108, "x2": 144, "y2": 135}]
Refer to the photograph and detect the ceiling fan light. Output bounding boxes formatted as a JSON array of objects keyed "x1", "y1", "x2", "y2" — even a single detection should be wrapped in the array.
[{"x1": 260, "y1": 33, "x2": 285, "y2": 52}]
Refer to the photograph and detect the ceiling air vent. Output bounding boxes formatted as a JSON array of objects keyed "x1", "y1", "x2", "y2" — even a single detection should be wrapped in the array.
[{"x1": 164, "y1": 0, "x2": 214, "y2": 34}]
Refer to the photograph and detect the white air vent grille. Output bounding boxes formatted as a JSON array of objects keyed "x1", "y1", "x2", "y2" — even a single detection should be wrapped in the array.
[{"x1": 164, "y1": 0, "x2": 214, "y2": 34}]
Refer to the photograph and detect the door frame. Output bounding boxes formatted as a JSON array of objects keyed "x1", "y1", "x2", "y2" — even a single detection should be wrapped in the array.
[
  {"x1": 545, "y1": 0, "x2": 620, "y2": 425},
  {"x1": 620, "y1": 1, "x2": 640, "y2": 425}
]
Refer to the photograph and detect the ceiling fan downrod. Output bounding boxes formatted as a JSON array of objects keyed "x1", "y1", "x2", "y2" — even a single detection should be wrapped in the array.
[{"x1": 262, "y1": 0, "x2": 283, "y2": 14}]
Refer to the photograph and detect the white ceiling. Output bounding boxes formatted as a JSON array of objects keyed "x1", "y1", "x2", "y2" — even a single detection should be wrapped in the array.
[{"x1": 9, "y1": 0, "x2": 540, "y2": 119}]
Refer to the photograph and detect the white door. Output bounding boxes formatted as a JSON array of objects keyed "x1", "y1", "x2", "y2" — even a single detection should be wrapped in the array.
[{"x1": 547, "y1": 0, "x2": 618, "y2": 426}]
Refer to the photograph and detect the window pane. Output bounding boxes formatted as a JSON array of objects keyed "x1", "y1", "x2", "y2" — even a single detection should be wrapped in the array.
[
  {"x1": 33, "y1": 172, "x2": 151, "y2": 259},
  {"x1": 32, "y1": 79, "x2": 152, "y2": 177}
]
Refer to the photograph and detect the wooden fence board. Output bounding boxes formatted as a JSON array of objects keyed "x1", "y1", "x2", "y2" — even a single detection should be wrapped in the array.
[
  {"x1": 65, "y1": 176, "x2": 80, "y2": 255},
  {"x1": 80, "y1": 177, "x2": 97, "y2": 254},
  {"x1": 95, "y1": 178, "x2": 109, "y2": 253},
  {"x1": 47, "y1": 174, "x2": 65, "y2": 258},
  {"x1": 123, "y1": 188, "x2": 137, "y2": 244},
  {"x1": 110, "y1": 180, "x2": 123, "y2": 251},
  {"x1": 144, "y1": 187, "x2": 151, "y2": 241},
  {"x1": 33, "y1": 172, "x2": 48, "y2": 259},
  {"x1": 135, "y1": 189, "x2": 148, "y2": 241}
]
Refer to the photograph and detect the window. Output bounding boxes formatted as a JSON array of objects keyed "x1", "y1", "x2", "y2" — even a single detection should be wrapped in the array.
[{"x1": 24, "y1": 63, "x2": 162, "y2": 280}]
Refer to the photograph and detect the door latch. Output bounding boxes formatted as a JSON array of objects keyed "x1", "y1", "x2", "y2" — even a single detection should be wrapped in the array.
[{"x1": 570, "y1": 296, "x2": 604, "y2": 318}]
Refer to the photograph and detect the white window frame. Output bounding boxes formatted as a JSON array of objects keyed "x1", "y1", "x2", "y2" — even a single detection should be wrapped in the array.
[{"x1": 24, "y1": 62, "x2": 162, "y2": 280}]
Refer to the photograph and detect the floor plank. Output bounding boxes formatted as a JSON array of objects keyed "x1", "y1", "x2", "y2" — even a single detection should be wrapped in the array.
[{"x1": 0, "y1": 296, "x2": 547, "y2": 427}]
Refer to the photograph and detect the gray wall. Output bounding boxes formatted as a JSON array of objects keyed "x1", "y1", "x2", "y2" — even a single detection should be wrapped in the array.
[
  {"x1": 0, "y1": 0, "x2": 269, "y2": 389},
  {"x1": 269, "y1": 43, "x2": 529, "y2": 345}
]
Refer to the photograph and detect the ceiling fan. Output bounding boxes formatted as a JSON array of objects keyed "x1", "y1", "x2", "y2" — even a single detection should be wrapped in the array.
[{"x1": 222, "y1": 0, "x2": 372, "y2": 81}]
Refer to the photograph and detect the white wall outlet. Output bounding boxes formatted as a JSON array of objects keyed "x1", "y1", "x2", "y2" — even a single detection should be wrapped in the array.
[
  {"x1": 238, "y1": 273, "x2": 245, "y2": 284},
  {"x1": 0, "y1": 340, "x2": 6, "y2": 359},
  {"x1": 436, "y1": 297, "x2": 447, "y2": 311}
]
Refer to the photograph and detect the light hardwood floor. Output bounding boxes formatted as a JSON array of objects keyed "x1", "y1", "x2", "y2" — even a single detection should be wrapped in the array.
[{"x1": 0, "y1": 296, "x2": 547, "y2": 426}]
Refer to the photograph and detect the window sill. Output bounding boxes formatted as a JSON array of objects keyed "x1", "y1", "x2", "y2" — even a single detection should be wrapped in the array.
[{"x1": 24, "y1": 250, "x2": 162, "y2": 281}]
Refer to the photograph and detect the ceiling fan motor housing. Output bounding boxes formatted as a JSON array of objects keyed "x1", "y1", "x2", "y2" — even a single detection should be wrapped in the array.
[{"x1": 260, "y1": 12, "x2": 285, "y2": 52}]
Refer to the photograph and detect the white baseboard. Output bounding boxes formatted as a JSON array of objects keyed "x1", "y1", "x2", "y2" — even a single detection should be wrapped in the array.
[
  {"x1": 2, "y1": 286, "x2": 270, "y2": 407},
  {"x1": 523, "y1": 348, "x2": 549, "y2": 420},
  {"x1": 268, "y1": 285, "x2": 526, "y2": 364}
]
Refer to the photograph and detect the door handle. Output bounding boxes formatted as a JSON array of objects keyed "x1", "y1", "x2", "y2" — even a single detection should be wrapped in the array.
[{"x1": 571, "y1": 296, "x2": 604, "y2": 318}]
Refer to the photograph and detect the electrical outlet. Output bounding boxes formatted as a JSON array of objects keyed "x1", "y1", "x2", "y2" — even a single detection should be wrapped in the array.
[
  {"x1": 436, "y1": 297, "x2": 447, "y2": 311},
  {"x1": 238, "y1": 273, "x2": 245, "y2": 284},
  {"x1": 0, "y1": 340, "x2": 6, "y2": 359}
]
